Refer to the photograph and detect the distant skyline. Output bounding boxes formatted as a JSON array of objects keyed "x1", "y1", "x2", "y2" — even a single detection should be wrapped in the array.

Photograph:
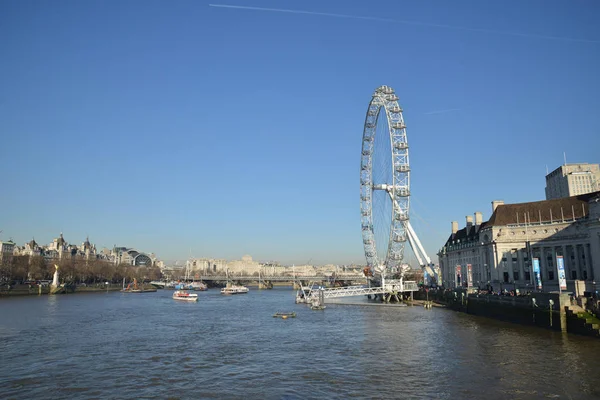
[{"x1": 1, "y1": 1, "x2": 599, "y2": 265}]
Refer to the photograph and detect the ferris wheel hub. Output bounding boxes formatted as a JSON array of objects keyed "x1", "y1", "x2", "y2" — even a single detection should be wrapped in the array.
[{"x1": 372, "y1": 183, "x2": 391, "y2": 192}]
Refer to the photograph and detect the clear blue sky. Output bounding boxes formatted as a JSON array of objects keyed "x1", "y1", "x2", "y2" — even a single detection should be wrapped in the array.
[{"x1": 1, "y1": 0, "x2": 599, "y2": 266}]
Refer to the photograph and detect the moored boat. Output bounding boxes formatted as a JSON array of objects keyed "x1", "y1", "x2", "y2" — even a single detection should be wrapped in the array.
[
  {"x1": 220, "y1": 284, "x2": 249, "y2": 295},
  {"x1": 190, "y1": 281, "x2": 207, "y2": 291},
  {"x1": 273, "y1": 311, "x2": 296, "y2": 318},
  {"x1": 172, "y1": 290, "x2": 198, "y2": 302},
  {"x1": 121, "y1": 278, "x2": 157, "y2": 293}
]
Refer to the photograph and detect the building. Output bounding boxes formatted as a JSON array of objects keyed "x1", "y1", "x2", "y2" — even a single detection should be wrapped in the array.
[
  {"x1": 11, "y1": 234, "x2": 159, "y2": 267},
  {"x1": 184, "y1": 256, "x2": 352, "y2": 278},
  {"x1": 0, "y1": 240, "x2": 16, "y2": 264},
  {"x1": 186, "y1": 258, "x2": 228, "y2": 276},
  {"x1": 111, "y1": 247, "x2": 153, "y2": 266},
  {"x1": 545, "y1": 163, "x2": 600, "y2": 200},
  {"x1": 225, "y1": 255, "x2": 262, "y2": 275},
  {"x1": 438, "y1": 191, "x2": 600, "y2": 292}
]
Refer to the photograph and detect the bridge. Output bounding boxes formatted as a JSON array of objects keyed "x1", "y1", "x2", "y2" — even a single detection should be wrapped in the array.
[{"x1": 188, "y1": 274, "x2": 366, "y2": 283}]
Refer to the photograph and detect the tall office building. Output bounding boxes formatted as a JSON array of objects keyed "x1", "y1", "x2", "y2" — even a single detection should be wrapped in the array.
[{"x1": 545, "y1": 163, "x2": 600, "y2": 200}]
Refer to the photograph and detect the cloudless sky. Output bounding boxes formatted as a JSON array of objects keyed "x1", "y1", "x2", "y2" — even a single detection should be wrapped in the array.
[{"x1": 1, "y1": 0, "x2": 599, "y2": 266}]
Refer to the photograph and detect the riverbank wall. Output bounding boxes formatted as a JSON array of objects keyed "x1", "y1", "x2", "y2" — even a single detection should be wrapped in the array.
[
  {"x1": 0, "y1": 283, "x2": 125, "y2": 297},
  {"x1": 419, "y1": 289, "x2": 600, "y2": 338}
]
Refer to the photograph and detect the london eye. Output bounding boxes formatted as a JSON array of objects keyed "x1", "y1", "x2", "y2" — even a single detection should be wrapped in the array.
[{"x1": 360, "y1": 85, "x2": 410, "y2": 281}]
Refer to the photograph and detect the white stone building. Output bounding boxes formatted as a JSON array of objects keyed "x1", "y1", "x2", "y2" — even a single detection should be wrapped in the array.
[
  {"x1": 438, "y1": 192, "x2": 600, "y2": 293},
  {"x1": 184, "y1": 256, "x2": 344, "y2": 278}
]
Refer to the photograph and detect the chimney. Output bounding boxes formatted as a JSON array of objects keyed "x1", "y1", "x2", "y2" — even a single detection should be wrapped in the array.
[
  {"x1": 492, "y1": 200, "x2": 504, "y2": 213},
  {"x1": 474, "y1": 211, "x2": 483, "y2": 227},
  {"x1": 466, "y1": 215, "x2": 473, "y2": 230},
  {"x1": 451, "y1": 221, "x2": 458, "y2": 234}
]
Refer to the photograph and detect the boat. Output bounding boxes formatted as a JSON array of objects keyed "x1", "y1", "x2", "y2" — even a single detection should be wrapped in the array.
[
  {"x1": 172, "y1": 290, "x2": 199, "y2": 302},
  {"x1": 220, "y1": 284, "x2": 249, "y2": 295},
  {"x1": 190, "y1": 281, "x2": 207, "y2": 291},
  {"x1": 175, "y1": 282, "x2": 194, "y2": 290},
  {"x1": 295, "y1": 282, "x2": 315, "y2": 304},
  {"x1": 121, "y1": 278, "x2": 157, "y2": 293},
  {"x1": 273, "y1": 311, "x2": 296, "y2": 318}
]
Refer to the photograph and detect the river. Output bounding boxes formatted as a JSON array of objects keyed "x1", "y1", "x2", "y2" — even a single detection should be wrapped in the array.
[{"x1": 1, "y1": 287, "x2": 599, "y2": 399}]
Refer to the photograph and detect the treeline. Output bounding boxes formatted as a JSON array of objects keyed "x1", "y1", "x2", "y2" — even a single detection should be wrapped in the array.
[{"x1": 0, "y1": 255, "x2": 162, "y2": 284}]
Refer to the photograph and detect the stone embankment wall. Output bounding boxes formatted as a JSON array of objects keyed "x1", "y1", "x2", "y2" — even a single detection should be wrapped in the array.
[
  {"x1": 0, "y1": 283, "x2": 124, "y2": 297},
  {"x1": 419, "y1": 289, "x2": 599, "y2": 338}
]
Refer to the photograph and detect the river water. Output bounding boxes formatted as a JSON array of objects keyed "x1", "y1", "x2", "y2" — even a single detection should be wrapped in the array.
[{"x1": 1, "y1": 287, "x2": 599, "y2": 399}]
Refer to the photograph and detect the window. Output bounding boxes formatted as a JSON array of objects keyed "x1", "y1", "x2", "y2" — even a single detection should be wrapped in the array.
[
  {"x1": 525, "y1": 271, "x2": 531, "y2": 281},
  {"x1": 571, "y1": 271, "x2": 577, "y2": 280},
  {"x1": 503, "y1": 272, "x2": 509, "y2": 283},
  {"x1": 548, "y1": 271, "x2": 554, "y2": 280},
  {"x1": 513, "y1": 271, "x2": 519, "y2": 281},
  {"x1": 583, "y1": 270, "x2": 588, "y2": 280}
]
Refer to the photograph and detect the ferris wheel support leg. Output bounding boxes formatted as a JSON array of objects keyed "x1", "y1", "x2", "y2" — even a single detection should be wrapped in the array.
[
  {"x1": 406, "y1": 221, "x2": 435, "y2": 276},
  {"x1": 406, "y1": 227, "x2": 424, "y2": 266}
]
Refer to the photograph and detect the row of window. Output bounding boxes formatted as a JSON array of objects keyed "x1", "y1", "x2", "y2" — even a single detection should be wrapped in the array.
[{"x1": 501, "y1": 269, "x2": 588, "y2": 283}]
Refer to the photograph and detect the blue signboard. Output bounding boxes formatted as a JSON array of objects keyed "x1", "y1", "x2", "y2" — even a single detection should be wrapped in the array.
[{"x1": 533, "y1": 258, "x2": 542, "y2": 290}]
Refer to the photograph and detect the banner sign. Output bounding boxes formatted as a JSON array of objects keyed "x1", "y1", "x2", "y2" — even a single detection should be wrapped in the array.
[
  {"x1": 423, "y1": 270, "x2": 429, "y2": 286},
  {"x1": 533, "y1": 258, "x2": 542, "y2": 290},
  {"x1": 455, "y1": 265, "x2": 462, "y2": 288},
  {"x1": 467, "y1": 264, "x2": 473, "y2": 288},
  {"x1": 556, "y1": 255, "x2": 567, "y2": 291}
]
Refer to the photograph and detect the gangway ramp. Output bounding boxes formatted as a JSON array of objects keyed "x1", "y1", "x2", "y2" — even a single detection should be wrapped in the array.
[{"x1": 318, "y1": 280, "x2": 419, "y2": 300}]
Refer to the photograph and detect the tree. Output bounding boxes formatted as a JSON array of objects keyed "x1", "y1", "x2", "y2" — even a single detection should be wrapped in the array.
[
  {"x1": 29, "y1": 256, "x2": 49, "y2": 280},
  {"x1": 11, "y1": 256, "x2": 30, "y2": 282}
]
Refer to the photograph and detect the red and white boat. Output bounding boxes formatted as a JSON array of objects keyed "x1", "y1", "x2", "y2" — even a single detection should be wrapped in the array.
[{"x1": 172, "y1": 290, "x2": 198, "y2": 302}]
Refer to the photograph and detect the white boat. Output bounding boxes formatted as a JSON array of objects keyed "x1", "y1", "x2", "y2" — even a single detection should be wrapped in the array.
[
  {"x1": 220, "y1": 284, "x2": 249, "y2": 295},
  {"x1": 190, "y1": 281, "x2": 207, "y2": 291},
  {"x1": 172, "y1": 290, "x2": 198, "y2": 302}
]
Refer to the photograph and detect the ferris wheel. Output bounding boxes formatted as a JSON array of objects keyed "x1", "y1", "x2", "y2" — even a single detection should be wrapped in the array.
[{"x1": 360, "y1": 85, "x2": 411, "y2": 279}]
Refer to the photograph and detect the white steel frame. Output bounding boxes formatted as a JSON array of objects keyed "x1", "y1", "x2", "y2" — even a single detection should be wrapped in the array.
[
  {"x1": 360, "y1": 85, "x2": 410, "y2": 280},
  {"x1": 360, "y1": 85, "x2": 436, "y2": 283}
]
